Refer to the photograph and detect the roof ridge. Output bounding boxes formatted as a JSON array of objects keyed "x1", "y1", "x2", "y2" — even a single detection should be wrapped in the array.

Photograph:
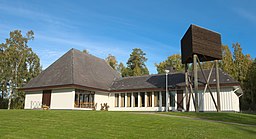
[
  {"x1": 73, "y1": 48, "x2": 106, "y2": 62},
  {"x1": 71, "y1": 48, "x2": 74, "y2": 84},
  {"x1": 119, "y1": 71, "x2": 186, "y2": 80}
]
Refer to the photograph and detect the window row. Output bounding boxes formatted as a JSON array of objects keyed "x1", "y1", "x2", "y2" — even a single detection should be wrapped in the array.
[{"x1": 115, "y1": 91, "x2": 175, "y2": 107}]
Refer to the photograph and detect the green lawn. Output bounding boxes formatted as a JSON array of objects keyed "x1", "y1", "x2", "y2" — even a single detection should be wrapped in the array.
[{"x1": 0, "y1": 110, "x2": 255, "y2": 139}]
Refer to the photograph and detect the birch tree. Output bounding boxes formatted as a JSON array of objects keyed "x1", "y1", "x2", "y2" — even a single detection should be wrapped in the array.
[{"x1": 0, "y1": 30, "x2": 41, "y2": 109}]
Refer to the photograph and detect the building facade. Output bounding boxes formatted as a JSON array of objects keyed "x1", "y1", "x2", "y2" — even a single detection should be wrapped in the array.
[{"x1": 22, "y1": 49, "x2": 242, "y2": 112}]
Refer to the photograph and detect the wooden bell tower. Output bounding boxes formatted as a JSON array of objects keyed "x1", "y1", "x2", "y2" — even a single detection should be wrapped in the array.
[{"x1": 181, "y1": 24, "x2": 222, "y2": 112}]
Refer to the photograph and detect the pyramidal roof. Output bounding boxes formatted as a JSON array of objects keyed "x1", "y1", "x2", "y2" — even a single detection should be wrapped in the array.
[{"x1": 23, "y1": 48, "x2": 121, "y2": 90}]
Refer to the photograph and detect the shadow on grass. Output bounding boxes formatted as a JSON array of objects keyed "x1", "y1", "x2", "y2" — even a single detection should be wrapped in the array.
[
  {"x1": 234, "y1": 125, "x2": 256, "y2": 135},
  {"x1": 160, "y1": 112, "x2": 256, "y2": 126}
]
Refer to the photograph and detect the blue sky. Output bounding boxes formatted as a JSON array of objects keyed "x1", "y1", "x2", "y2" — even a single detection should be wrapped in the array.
[{"x1": 1, "y1": 0, "x2": 256, "y2": 74}]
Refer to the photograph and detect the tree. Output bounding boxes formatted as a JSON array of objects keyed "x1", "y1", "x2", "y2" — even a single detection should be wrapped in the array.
[
  {"x1": 242, "y1": 59, "x2": 256, "y2": 111},
  {"x1": 0, "y1": 30, "x2": 41, "y2": 109},
  {"x1": 220, "y1": 43, "x2": 253, "y2": 111},
  {"x1": 117, "y1": 62, "x2": 129, "y2": 77},
  {"x1": 200, "y1": 61, "x2": 214, "y2": 70},
  {"x1": 232, "y1": 43, "x2": 252, "y2": 84},
  {"x1": 82, "y1": 49, "x2": 89, "y2": 54},
  {"x1": 220, "y1": 43, "x2": 252, "y2": 83},
  {"x1": 126, "y1": 48, "x2": 149, "y2": 76},
  {"x1": 155, "y1": 54, "x2": 184, "y2": 74},
  {"x1": 220, "y1": 45, "x2": 234, "y2": 74},
  {"x1": 105, "y1": 54, "x2": 118, "y2": 70}
]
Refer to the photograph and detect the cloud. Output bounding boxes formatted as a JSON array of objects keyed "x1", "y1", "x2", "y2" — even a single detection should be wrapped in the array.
[
  {"x1": 0, "y1": 3, "x2": 75, "y2": 29},
  {"x1": 234, "y1": 8, "x2": 256, "y2": 23},
  {"x1": 0, "y1": 1, "x2": 179, "y2": 74}
]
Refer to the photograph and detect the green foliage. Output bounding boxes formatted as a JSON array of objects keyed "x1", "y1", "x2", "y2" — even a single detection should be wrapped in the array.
[
  {"x1": 220, "y1": 43, "x2": 254, "y2": 111},
  {"x1": 200, "y1": 61, "x2": 214, "y2": 70},
  {"x1": 103, "y1": 48, "x2": 149, "y2": 77},
  {"x1": 242, "y1": 59, "x2": 256, "y2": 111},
  {"x1": 125, "y1": 48, "x2": 149, "y2": 76},
  {"x1": 105, "y1": 54, "x2": 118, "y2": 70},
  {"x1": 82, "y1": 49, "x2": 89, "y2": 54},
  {"x1": 221, "y1": 45, "x2": 234, "y2": 74},
  {"x1": 0, "y1": 30, "x2": 41, "y2": 109},
  {"x1": 0, "y1": 110, "x2": 255, "y2": 138},
  {"x1": 117, "y1": 62, "x2": 129, "y2": 77},
  {"x1": 155, "y1": 54, "x2": 184, "y2": 74},
  {"x1": 220, "y1": 44, "x2": 252, "y2": 83},
  {"x1": 232, "y1": 43, "x2": 252, "y2": 83}
]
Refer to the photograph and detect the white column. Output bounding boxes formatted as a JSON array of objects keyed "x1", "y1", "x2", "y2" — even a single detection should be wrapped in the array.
[
  {"x1": 166, "y1": 91, "x2": 169, "y2": 111},
  {"x1": 152, "y1": 92, "x2": 154, "y2": 107},
  {"x1": 159, "y1": 91, "x2": 162, "y2": 111},
  {"x1": 131, "y1": 92, "x2": 134, "y2": 107},
  {"x1": 125, "y1": 93, "x2": 127, "y2": 108},
  {"x1": 119, "y1": 93, "x2": 121, "y2": 108},
  {"x1": 144, "y1": 92, "x2": 147, "y2": 107},
  {"x1": 138, "y1": 92, "x2": 141, "y2": 107}
]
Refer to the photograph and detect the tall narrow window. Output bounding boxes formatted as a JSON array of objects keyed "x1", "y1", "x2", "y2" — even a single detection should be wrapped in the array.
[
  {"x1": 121, "y1": 93, "x2": 125, "y2": 107},
  {"x1": 147, "y1": 92, "x2": 152, "y2": 107},
  {"x1": 154, "y1": 92, "x2": 159, "y2": 107},
  {"x1": 169, "y1": 91, "x2": 175, "y2": 107},
  {"x1": 115, "y1": 93, "x2": 119, "y2": 107},
  {"x1": 162, "y1": 91, "x2": 166, "y2": 107},
  {"x1": 127, "y1": 93, "x2": 131, "y2": 107},
  {"x1": 79, "y1": 94, "x2": 83, "y2": 108},
  {"x1": 133, "y1": 92, "x2": 138, "y2": 107},
  {"x1": 140, "y1": 92, "x2": 145, "y2": 107},
  {"x1": 75, "y1": 93, "x2": 79, "y2": 107}
]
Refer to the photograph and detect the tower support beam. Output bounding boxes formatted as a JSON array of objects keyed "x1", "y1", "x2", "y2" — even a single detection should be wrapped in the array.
[
  {"x1": 193, "y1": 54, "x2": 199, "y2": 112},
  {"x1": 215, "y1": 60, "x2": 221, "y2": 112}
]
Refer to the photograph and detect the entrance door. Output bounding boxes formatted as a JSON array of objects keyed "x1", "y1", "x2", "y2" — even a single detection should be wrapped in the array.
[
  {"x1": 177, "y1": 90, "x2": 184, "y2": 111},
  {"x1": 42, "y1": 90, "x2": 51, "y2": 107}
]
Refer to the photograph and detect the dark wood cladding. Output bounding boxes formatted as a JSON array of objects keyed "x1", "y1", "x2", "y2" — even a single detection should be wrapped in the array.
[
  {"x1": 42, "y1": 90, "x2": 51, "y2": 107},
  {"x1": 177, "y1": 90, "x2": 184, "y2": 111},
  {"x1": 181, "y1": 24, "x2": 222, "y2": 64}
]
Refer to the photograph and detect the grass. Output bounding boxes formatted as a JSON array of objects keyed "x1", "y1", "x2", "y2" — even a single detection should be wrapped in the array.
[
  {"x1": 0, "y1": 110, "x2": 255, "y2": 139},
  {"x1": 160, "y1": 112, "x2": 256, "y2": 125}
]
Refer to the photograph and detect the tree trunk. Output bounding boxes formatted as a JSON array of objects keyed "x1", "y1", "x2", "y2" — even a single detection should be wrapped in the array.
[{"x1": 8, "y1": 88, "x2": 12, "y2": 110}]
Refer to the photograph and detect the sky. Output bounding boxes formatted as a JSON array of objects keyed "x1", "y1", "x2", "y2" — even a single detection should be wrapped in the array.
[{"x1": 0, "y1": 0, "x2": 256, "y2": 74}]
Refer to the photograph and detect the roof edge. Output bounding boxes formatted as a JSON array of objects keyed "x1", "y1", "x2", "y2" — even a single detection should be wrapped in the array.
[{"x1": 20, "y1": 84, "x2": 110, "y2": 92}]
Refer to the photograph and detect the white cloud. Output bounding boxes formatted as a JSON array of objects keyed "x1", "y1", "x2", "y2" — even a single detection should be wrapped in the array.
[
  {"x1": 234, "y1": 8, "x2": 256, "y2": 23},
  {"x1": 0, "y1": 3, "x2": 75, "y2": 29}
]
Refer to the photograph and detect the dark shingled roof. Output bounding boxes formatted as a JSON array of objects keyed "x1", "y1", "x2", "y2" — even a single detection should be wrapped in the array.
[
  {"x1": 23, "y1": 48, "x2": 239, "y2": 92},
  {"x1": 110, "y1": 69, "x2": 239, "y2": 91},
  {"x1": 23, "y1": 48, "x2": 121, "y2": 90}
]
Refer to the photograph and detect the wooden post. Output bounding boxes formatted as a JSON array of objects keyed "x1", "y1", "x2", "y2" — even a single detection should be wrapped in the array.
[
  {"x1": 185, "y1": 64, "x2": 189, "y2": 112},
  {"x1": 215, "y1": 60, "x2": 221, "y2": 112},
  {"x1": 193, "y1": 54, "x2": 199, "y2": 112}
]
